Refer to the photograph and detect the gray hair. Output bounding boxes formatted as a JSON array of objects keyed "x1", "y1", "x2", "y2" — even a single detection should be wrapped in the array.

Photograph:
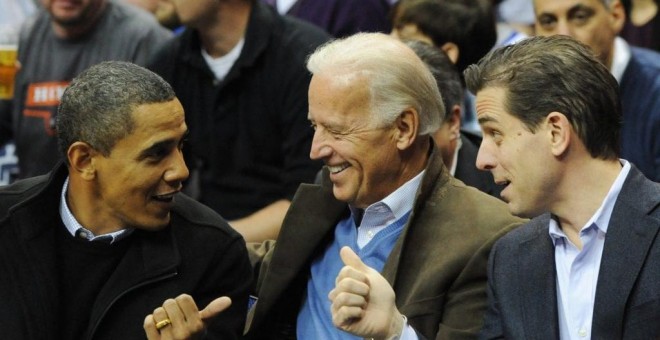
[
  {"x1": 464, "y1": 35, "x2": 621, "y2": 160},
  {"x1": 57, "y1": 61, "x2": 176, "y2": 158},
  {"x1": 306, "y1": 32, "x2": 443, "y2": 136}
]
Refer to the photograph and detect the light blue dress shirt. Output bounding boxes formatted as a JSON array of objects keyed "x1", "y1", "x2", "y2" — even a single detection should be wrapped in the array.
[
  {"x1": 353, "y1": 170, "x2": 426, "y2": 340},
  {"x1": 549, "y1": 160, "x2": 631, "y2": 340}
]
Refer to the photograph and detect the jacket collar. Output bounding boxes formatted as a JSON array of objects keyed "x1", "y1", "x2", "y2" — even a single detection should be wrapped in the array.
[
  {"x1": 5, "y1": 163, "x2": 181, "y2": 337},
  {"x1": 380, "y1": 140, "x2": 447, "y2": 284},
  {"x1": 592, "y1": 166, "x2": 660, "y2": 338},
  {"x1": 517, "y1": 214, "x2": 560, "y2": 338}
]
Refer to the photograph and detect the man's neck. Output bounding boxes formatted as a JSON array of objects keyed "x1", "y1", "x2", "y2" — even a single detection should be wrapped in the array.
[
  {"x1": 198, "y1": 1, "x2": 251, "y2": 58},
  {"x1": 66, "y1": 175, "x2": 123, "y2": 236},
  {"x1": 552, "y1": 158, "x2": 622, "y2": 243},
  {"x1": 397, "y1": 137, "x2": 432, "y2": 187}
]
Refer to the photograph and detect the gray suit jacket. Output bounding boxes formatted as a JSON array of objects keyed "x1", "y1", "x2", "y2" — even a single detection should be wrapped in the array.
[
  {"x1": 480, "y1": 166, "x2": 660, "y2": 339},
  {"x1": 246, "y1": 145, "x2": 525, "y2": 339}
]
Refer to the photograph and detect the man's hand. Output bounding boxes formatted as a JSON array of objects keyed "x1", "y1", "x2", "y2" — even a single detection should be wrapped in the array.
[
  {"x1": 144, "y1": 294, "x2": 232, "y2": 340},
  {"x1": 328, "y1": 246, "x2": 404, "y2": 340}
]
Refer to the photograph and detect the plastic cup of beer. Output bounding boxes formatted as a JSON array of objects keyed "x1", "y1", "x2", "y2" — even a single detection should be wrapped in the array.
[{"x1": 0, "y1": 44, "x2": 18, "y2": 100}]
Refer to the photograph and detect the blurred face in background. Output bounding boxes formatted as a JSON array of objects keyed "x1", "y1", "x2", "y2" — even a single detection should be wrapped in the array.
[
  {"x1": 169, "y1": 0, "x2": 218, "y2": 27},
  {"x1": 534, "y1": 0, "x2": 625, "y2": 68},
  {"x1": 42, "y1": 0, "x2": 106, "y2": 27},
  {"x1": 123, "y1": 0, "x2": 160, "y2": 13}
]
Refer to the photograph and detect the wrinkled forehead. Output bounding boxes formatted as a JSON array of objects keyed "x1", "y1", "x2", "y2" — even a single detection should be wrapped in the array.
[
  {"x1": 309, "y1": 73, "x2": 373, "y2": 121},
  {"x1": 533, "y1": 0, "x2": 608, "y2": 12}
]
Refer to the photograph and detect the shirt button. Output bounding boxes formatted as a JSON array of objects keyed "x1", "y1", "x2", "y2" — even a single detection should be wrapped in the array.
[
  {"x1": 578, "y1": 329, "x2": 587, "y2": 337},
  {"x1": 367, "y1": 230, "x2": 374, "y2": 238}
]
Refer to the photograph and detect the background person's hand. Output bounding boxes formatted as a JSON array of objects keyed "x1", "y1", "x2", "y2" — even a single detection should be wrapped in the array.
[{"x1": 144, "y1": 294, "x2": 231, "y2": 340}]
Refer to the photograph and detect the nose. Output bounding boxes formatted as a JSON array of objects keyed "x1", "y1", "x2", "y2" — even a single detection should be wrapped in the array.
[
  {"x1": 475, "y1": 139, "x2": 497, "y2": 171},
  {"x1": 164, "y1": 148, "x2": 190, "y2": 185},
  {"x1": 555, "y1": 21, "x2": 573, "y2": 37},
  {"x1": 309, "y1": 128, "x2": 332, "y2": 160}
]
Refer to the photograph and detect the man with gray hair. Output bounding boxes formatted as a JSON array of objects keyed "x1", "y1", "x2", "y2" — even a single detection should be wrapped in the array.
[
  {"x1": 466, "y1": 35, "x2": 660, "y2": 339},
  {"x1": 245, "y1": 32, "x2": 523, "y2": 340},
  {"x1": 0, "y1": 61, "x2": 251, "y2": 339}
]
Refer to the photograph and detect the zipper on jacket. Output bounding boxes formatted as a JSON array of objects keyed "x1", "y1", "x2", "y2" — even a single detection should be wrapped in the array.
[{"x1": 87, "y1": 271, "x2": 179, "y2": 339}]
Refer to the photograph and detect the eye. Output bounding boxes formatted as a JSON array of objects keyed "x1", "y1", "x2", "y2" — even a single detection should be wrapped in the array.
[
  {"x1": 570, "y1": 9, "x2": 593, "y2": 26},
  {"x1": 537, "y1": 15, "x2": 557, "y2": 30},
  {"x1": 483, "y1": 128, "x2": 504, "y2": 145},
  {"x1": 147, "y1": 149, "x2": 168, "y2": 162},
  {"x1": 178, "y1": 138, "x2": 187, "y2": 151}
]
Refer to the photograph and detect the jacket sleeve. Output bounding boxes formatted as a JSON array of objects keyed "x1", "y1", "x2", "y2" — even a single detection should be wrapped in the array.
[
  {"x1": 478, "y1": 239, "x2": 505, "y2": 340},
  {"x1": 432, "y1": 222, "x2": 517, "y2": 340},
  {"x1": 204, "y1": 236, "x2": 253, "y2": 339}
]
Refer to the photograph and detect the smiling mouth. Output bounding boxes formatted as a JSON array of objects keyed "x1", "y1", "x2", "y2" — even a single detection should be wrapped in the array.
[
  {"x1": 152, "y1": 192, "x2": 177, "y2": 203},
  {"x1": 327, "y1": 163, "x2": 350, "y2": 175}
]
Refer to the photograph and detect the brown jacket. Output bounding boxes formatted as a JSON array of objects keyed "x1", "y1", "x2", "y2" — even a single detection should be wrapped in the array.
[{"x1": 245, "y1": 145, "x2": 525, "y2": 339}]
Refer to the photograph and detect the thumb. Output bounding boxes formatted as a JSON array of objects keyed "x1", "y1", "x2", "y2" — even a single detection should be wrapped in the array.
[
  {"x1": 199, "y1": 296, "x2": 232, "y2": 321},
  {"x1": 339, "y1": 246, "x2": 368, "y2": 272}
]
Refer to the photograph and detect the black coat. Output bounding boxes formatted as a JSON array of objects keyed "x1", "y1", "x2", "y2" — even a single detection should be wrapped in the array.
[{"x1": 0, "y1": 164, "x2": 252, "y2": 339}]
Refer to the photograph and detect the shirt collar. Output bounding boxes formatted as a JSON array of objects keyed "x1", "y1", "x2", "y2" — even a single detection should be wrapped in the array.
[
  {"x1": 349, "y1": 169, "x2": 426, "y2": 225},
  {"x1": 59, "y1": 177, "x2": 133, "y2": 244},
  {"x1": 549, "y1": 160, "x2": 631, "y2": 245},
  {"x1": 449, "y1": 137, "x2": 462, "y2": 176},
  {"x1": 611, "y1": 37, "x2": 631, "y2": 83}
]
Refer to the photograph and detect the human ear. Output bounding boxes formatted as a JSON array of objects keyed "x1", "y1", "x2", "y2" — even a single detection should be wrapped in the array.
[
  {"x1": 440, "y1": 42, "x2": 460, "y2": 64},
  {"x1": 608, "y1": 0, "x2": 626, "y2": 34},
  {"x1": 546, "y1": 112, "x2": 571, "y2": 157},
  {"x1": 394, "y1": 108, "x2": 419, "y2": 150},
  {"x1": 447, "y1": 104, "x2": 462, "y2": 140},
  {"x1": 67, "y1": 142, "x2": 98, "y2": 180}
]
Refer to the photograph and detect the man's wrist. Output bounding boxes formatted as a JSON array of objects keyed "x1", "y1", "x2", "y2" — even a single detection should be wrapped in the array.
[
  {"x1": 386, "y1": 313, "x2": 406, "y2": 340},
  {"x1": 365, "y1": 313, "x2": 407, "y2": 340}
]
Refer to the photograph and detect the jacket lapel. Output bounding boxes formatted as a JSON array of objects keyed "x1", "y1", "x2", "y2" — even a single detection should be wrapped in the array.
[
  {"x1": 251, "y1": 182, "x2": 346, "y2": 327},
  {"x1": 592, "y1": 167, "x2": 660, "y2": 338},
  {"x1": 381, "y1": 143, "x2": 445, "y2": 287},
  {"x1": 13, "y1": 205, "x2": 61, "y2": 338},
  {"x1": 9, "y1": 170, "x2": 66, "y2": 338},
  {"x1": 86, "y1": 227, "x2": 180, "y2": 337},
  {"x1": 518, "y1": 216, "x2": 560, "y2": 339}
]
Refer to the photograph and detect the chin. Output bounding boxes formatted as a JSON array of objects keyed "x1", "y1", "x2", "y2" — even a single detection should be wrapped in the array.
[
  {"x1": 510, "y1": 205, "x2": 540, "y2": 219},
  {"x1": 138, "y1": 215, "x2": 171, "y2": 231}
]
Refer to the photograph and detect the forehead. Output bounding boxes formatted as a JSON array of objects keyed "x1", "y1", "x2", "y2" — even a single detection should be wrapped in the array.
[
  {"x1": 475, "y1": 87, "x2": 514, "y2": 123},
  {"x1": 534, "y1": 0, "x2": 605, "y2": 13},
  {"x1": 127, "y1": 99, "x2": 186, "y2": 140},
  {"x1": 308, "y1": 72, "x2": 372, "y2": 122}
]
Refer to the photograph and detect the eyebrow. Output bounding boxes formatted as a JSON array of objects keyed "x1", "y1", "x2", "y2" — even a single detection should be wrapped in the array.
[
  {"x1": 137, "y1": 130, "x2": 189, "y2": 160},
  {"x1": 478, "y1": 115, "x2": 499, "y2": 125},
  {"x1": 538, "y1": 4, "x2": 593, "y2": 17},
  {"x1": 567, "y1": 4, "x2": 595, "y2": 16}
]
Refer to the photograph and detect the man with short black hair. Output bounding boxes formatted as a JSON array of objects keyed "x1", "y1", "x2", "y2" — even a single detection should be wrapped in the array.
[{"x1": 0, "y1": 61, "x2": 251, "y2": 339}]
